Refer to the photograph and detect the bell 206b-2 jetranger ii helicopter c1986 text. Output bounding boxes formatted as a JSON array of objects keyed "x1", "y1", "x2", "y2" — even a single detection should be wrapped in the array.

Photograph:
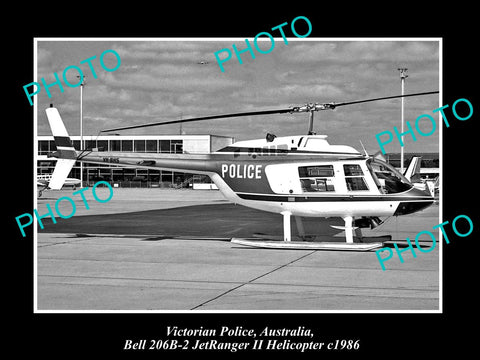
[{"x1": 44, "y1": 90, "x2": 438, "y2": 251}]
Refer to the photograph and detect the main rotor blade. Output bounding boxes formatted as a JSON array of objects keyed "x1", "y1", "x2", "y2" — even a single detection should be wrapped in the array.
[
  {"x1": 100, "y1": 90, "x2": 439, "y2": 132},
  {"x1": 328, "y1": 90, "x2": 439, "y2": 108},
  {"x1": 101, "y1": 108, "x2": 293, "y2": 132}
]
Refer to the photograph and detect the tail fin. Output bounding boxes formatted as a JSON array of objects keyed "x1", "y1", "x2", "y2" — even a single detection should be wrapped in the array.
[
  {"x1": 404, "y1": 156, "x2": 422, "y2": 182},
  {"x1": 45, "y1": 107, "x2": 77, "y2": 190}
]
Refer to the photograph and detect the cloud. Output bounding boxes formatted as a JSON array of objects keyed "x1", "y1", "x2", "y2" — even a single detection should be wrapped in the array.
[
  {"x1": 230, "y1": 83, "x2": 345, "y2": 106},
  {"x1": 113, "y1": 41, "x2": 229, "y2": 65},
  {"x1": 280, "y1": 40, "x2": 438, "y2": 64},
  {"x1": 100, "y1": 62, "x2": 244, "y2": 96}
]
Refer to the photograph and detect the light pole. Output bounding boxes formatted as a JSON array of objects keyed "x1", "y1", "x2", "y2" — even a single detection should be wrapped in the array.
[
  {"x1": 77, "y1": 75, "x2": 86, "y2": 187},
  {"x1": 398, "y1": 68, "x2": 408, "y2": 173}
]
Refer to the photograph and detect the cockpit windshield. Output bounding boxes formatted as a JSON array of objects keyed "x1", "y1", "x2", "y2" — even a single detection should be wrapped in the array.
[{"x1": 367, "y1": 158, "x2": 413, "y2": 194}]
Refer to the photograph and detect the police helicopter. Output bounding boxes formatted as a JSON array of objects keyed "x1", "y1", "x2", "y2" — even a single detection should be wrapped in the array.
[{"x1": 44, "y1": 90, "x2": 438, "y2": 251}]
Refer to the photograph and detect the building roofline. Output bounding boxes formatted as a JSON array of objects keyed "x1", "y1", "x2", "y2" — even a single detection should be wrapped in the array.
[{"x1": 37, "y1": 134, "x2": 234, "y2": 140}]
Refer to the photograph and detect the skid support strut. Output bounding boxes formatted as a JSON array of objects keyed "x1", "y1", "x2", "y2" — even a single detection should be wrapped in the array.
[
  {"x1": 343, "y1": 216, "x2": 355, "y2": 244},
  {"x1": 281, "y1": 211, "x2": 292, "y2": 242}
]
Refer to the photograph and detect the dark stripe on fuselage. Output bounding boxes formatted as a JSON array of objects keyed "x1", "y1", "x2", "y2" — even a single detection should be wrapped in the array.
[
  {"x1": 393, "y1": 201, "x2": 435, "y2": 215},
  {"x1": 236, "y1": 192, "x2": 434, "y2": 203}
]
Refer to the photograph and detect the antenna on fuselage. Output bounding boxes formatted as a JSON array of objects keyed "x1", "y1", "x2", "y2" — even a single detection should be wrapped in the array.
[{"x1": 359, "y1": 140, "x2": 369, "y2": 157}]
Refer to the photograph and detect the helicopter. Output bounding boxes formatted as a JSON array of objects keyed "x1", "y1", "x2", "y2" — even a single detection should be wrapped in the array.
[{"x1": 44, "y1": 90, "x2": 438, "y2": 251}]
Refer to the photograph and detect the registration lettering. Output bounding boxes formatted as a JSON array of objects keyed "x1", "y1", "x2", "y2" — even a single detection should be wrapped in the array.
[
  {"x1": 103, "y1": 157, "x2": 119, "y2": 163},
  {"x1": 221, "y1": 164, "x2": 262, "y2": 179}
]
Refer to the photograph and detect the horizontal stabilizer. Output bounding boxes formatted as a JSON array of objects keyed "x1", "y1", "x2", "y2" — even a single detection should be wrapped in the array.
[{"x1": 330, "y1": 225, "x2": 359, "y2": 231}]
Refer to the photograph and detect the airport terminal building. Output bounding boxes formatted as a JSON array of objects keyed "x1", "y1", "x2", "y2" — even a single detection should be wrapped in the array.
[{"x1": 37, "y1": 134, "x2": 234, "y2": 187}]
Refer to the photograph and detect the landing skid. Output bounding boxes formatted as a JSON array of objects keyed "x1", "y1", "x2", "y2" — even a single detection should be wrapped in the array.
[
  {"x1": 231, "y1": 212, "x2": 389, "y2": 251},
  {"x1": 252, "y1": 233, "x2": 317, "y2": 242},
  {"x1": 231, "y1": 238, "x2": 384, "y2": 251}
]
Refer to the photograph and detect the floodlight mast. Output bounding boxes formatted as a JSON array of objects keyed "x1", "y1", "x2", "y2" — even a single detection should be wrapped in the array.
[
  {"x1": 398, "y1": 68, "x2": 408, "y2": 173},
  {"x1": 77, "y1": 74, "x2": 87, "y2": 188},
  {"x1": 308, "y1": 110, "x2": 315, "y2": 134}
]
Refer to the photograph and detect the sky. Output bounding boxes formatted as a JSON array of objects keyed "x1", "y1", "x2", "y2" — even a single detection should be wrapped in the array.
[{"x1": 35, "y1": 38, "x2": 440, "y2": 154}]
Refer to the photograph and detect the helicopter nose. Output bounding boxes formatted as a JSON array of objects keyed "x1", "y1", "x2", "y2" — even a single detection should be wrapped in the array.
[{"x1": 393, "y1": 187, "x2": 435, "y2": 216}]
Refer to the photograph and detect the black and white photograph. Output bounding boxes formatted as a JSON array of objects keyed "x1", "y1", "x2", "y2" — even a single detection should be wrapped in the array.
[
  {"x1": 33, "y1": 38, "x2": 441, "y2": 312},
  {"x1": 9, "y1": 8, "x2": 478, "y2": 358}
]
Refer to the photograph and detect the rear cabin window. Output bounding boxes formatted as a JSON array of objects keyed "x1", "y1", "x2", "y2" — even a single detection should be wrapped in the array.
[
  {"x1": 298, "y1": 165, "x2": 335, "y2": 192},
  {"x1": 344, "y1": 164, "x2": 369, "y2": 191}
]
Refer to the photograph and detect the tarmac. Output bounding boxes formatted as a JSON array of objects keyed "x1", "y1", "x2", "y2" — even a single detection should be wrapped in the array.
[{"x1": 36, "y1": 188, "x2": 440, "y2": 312}]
